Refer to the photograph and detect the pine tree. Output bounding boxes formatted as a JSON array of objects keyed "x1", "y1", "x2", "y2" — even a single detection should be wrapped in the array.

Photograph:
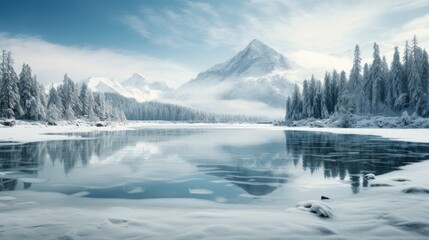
[
  {"x1": 381, "y1": 55, "x2": 389, "y2": 104},
  {"x1": 336, "y1": 70, "x2": 348, "y2": 112},
  {"x1": 309, "y1": 75, "x2": 317, "y2": 116},
  {"x1": 79, "y1": 82, "x2": 95, "y2": 119},
  {"x1": 369, "y1": 43, "x2": 385, "y2": 113},
  {"x1": 389, "y1": 47, "x2": 403, "y2": 110},
  {"x1": 422, "y1": 50, "x2": 429, "y2": 116},
  {"x1": 403, "y1": 41, "x2": 411, "y2": 94},
  {"x1": 19, "y1": 63, "x2": 33, "y2": 119},
  {"x1": 290, "y1": 84, "x2": 303, "y2": 120},
  {"x1": 408, "y1": 54, "x2": 422, "y2": 111},
  {"x1": 59, "y1": 74, "x2": 79, "y2": 120},
  {"x1": 330, "y1": 70, "x2": 339, "y2": 112},
  {"x1": 285, "y1": 96, "x2": 292, "y2": 120},
  {"x1": 29, "y1": 75, "x2": 46, "y2": 120},
  {"x1": 0, "y1": 51, "x2": 23, "y2": 118},
  {"x1": 323, "y1": 72, "x2": 332, "y2": 114},
  {"x1": 18, "y1": 64, "x2": 45, "y2": 120},
  {"x1": 408, "y1": 36, "x2": 424, "y2": 111},
  {"x1": 302, "y1": 79, "x2": 310, "y2": 118},
  {"x1": 94, "y1": 92, "x2": 107, "y2": 121},
  {"x1": 348, "y1": 44, "x2": 362, "y2": 113}
]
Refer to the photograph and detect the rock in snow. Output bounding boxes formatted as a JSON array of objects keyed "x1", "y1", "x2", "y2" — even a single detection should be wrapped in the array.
[
  {"x1": 364, "y1": 173, "x2": 376, "y2": 180},
  {"x1": 297, "y1": 200, "x2": 333, "y2": 218},
  {"x1": 402, "y1": 187, "x2": 429, "y2": 194},
  {"x1": 321, "y1": 196, "x2": 330, "y2": 200}
]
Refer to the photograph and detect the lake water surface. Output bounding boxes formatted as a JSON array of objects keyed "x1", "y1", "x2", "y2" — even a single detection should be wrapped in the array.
[{"x1": 1, "y1": 127, "x2": 429, "y2": 205}]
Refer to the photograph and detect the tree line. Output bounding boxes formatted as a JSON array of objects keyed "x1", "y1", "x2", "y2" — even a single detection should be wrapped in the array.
[
  {"x1": 0, "y1": 50, "x2": 125, "y2": 123},
  {"x1": 105, "y1": 93, "x2": 266, "y2": 122},
  {"x1": 286, "y1": 36, "x2": 429, "y2": 121}
]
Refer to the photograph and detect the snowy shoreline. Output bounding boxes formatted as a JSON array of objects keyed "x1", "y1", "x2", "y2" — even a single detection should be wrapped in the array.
[
  {"x1": 1, "y1": 122, "x2": 429, "y2": 239},
  {"x1": 2, "y1": 120, "x2": 429, "y2": 144}
]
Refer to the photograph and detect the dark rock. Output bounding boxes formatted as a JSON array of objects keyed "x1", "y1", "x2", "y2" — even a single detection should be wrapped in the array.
[
  {"x1": 96, "y1": 122, "x2": 107, "y2": 127},
  {"x1": 364, "y1": 173, "x2": 375, "y2": 180},
  {"x1": 321, "y1": 196, "x2": 330, "y2": 200},
  {"x1": 370, "y1": 183, "x2": 393, "y2": 187},
  {"x1": 392, "y1": 178, "x2": 410, "y2": 182},
  {"x1": 402, "y1": 187, "x2": 429, "y2": 194},
  {"x1": 1, "y1": 119, "x2": 15, "y2": 127}
]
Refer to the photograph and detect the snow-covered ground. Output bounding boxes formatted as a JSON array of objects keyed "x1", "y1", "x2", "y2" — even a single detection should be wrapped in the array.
[
  {"x1": 286, "y1": 114, "x2": 429, "y2": 129},
  {"x1": 1, "y1": 122, "x2": 429, "y2": 239}
]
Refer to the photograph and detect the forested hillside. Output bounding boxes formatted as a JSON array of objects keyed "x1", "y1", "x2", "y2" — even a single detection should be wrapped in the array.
[
  {"x1": 0, "y1": 50, "x2": 125, "y2": 123},
  {"x1": 286, "y1": 36, "x2": 429, "y2": 121}
]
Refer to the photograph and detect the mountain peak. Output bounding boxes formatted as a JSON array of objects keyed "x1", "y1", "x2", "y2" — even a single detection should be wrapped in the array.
[
  {"x1": 247, "y1": 39, "x2": 267, "y2": 49},
  {"x1": 192, "y1": 39, "x2": 291, "y2": 81},
  {"x1": 131, "y1": 73, "x2": 145, "y2": 79},
  {"x1": 122, "y1": 73, "x2": 147, "y2": 87}
]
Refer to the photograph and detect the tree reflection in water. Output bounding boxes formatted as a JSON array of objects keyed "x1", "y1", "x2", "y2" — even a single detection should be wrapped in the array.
[{"x1": 1, "y1": 129, "x2": 429, "y2": 198}]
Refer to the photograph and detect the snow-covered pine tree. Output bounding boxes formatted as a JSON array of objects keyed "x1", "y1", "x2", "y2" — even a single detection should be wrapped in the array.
[
  {"x1": 308, "y1": 75, "x2": 317, "y2": 117},
  {"x1": 18, "y1": 64, "x2": 45, "y2": 120},
  {"x1": 323, "y1": 72, "x2": 332, "y2": 114},
  {"x1": 369, "y1": 43, "x2": 385, "y2": 113},
  {"x1": 381, "y1": 55, "x2": 389, "y2": 104},
  {"x1": 47, "y1": 86, "x2": 63, "y2": 123},
  {"x1": 408, "y1": 49, "x2": 422, "y2": 110},
  {"x1": 18, "y1": 63, "x2": 33, "y2": 119},
  {"x1": 37, "y1": 82, "x2": 47, "y2": 120},
  {"x1": 422, "y1": 50, "x2": 429, "y2": 96},
  {"x1": 79, "y1": 82, "x2": 95, "y2": 119},
  {"x1": 421, "y1": 50, "x2": 429, "y2": 116},
  {"x1": 302, "y1": 79, "x2": 310, "y2": 118},
  {"x1": 285, "y1": 96, "x2": 292, "y2": 120},
  {"x1": 389, "y1": 47, "x2": 403, "y2": 110},
  {"x1": 94, "y1": 92, "x2": 107, "y2": 121},
  {"x1": 403, "y1": 41, "x2": 411, "y2": 95},
  {"x1": 312, "y1": 79, "x2": 323, "y2": 119},
  {"x1": 330, "y1": 70, "x2": 339, "y2": 113},
  {"x1": 321, "y1": 95, "x2": 329, "y2": 119},
  {"x1": 29, "y1": 75, "x2": 46, "y2": 120},
  {"x1": 290, "y1": 84, "x2": 303, "y2": 120},
  {"x1": 59, "y1": 74, "x2": 80, "y2": 120},
  {"x1": 336, "y1": 70, "x2": 348, "y2": 113},
  {"x1": 0, "y1": 51, "x2": 23, "y2": 119},
  {"x1": 348, "y1": 44, "x2": 362, "y2": 113},
  {"x1": 48, "y1": 87, "x2": 62, "y2": 110}
]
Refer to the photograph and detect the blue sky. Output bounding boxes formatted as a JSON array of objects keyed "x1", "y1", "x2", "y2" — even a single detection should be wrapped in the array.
[{"x1": 1, "y1": 0, "x2": 429, "y2": 86}]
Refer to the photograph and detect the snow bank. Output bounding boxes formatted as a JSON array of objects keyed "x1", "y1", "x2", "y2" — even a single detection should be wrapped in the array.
[
  {"x1": 0, "y1": 120, "x2": 133, "y2": 143},
  {"x1": 1, "y1": 159, "x2": 429, "y2": 239},
  {"x1": 285, "y1": 114, "x2": 429, "y2": 129},
  {"x1": 297, "y1": 200, "x2": 333, "y2": 218}
]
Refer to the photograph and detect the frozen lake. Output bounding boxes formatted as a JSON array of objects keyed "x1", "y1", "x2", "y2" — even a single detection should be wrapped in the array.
[{"x1": 1, "y1": 127, "x2": 429, "y2": 205}]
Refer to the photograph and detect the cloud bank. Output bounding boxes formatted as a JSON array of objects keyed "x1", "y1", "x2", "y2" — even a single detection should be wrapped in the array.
[{"x1": 0, "y1": 34, "x2": 196, "y2": 87}]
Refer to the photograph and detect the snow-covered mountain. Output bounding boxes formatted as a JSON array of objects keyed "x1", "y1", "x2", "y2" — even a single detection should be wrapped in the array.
[
  {"x1": 85, "y1": 77, "x2": 134, "y2": 99},
  {"x1": 85, "y1": 74, "x2": 172, "y2": 102},
  {"x1": 165, "y1": 39, "x2": 299, "y2": 117},
  {"x1": 121, "y1": 73, "x2": 172, "y2": 102}
]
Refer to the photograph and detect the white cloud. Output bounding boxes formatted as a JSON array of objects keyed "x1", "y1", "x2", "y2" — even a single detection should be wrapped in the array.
[
  {"x1": 385, "y1": 13, "x2": 429, "y2": 48},
  {"x1": 123, "y1": 0, "x2": 429, "y2": 54},
  {"x1": 0, "y1": 34, "x2": 196, "y2": 87}
]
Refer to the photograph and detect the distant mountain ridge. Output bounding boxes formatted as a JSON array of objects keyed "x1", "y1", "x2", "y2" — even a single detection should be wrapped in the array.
[{"x1": 85, "y1": 73, "x2": 172, "y2": 102}]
